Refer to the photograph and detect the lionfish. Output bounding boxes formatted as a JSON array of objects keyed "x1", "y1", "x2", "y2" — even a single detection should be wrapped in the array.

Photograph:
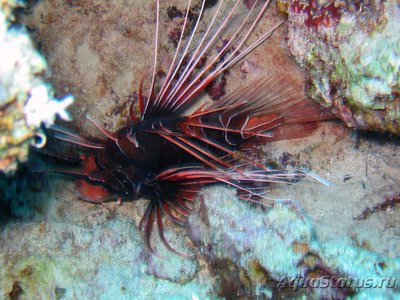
[{"x1": 41, "y1": 0, "x2": 329, "y2": 255}]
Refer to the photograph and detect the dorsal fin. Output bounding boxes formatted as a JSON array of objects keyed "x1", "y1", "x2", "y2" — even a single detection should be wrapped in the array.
[{"x1": 138, "y1": 0, "x2": 281, "y2": 120}]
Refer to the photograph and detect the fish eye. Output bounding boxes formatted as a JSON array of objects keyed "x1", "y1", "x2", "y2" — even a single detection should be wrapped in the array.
[{"x1": 31, "y1": 132, "x2": 47, "y2": 148}]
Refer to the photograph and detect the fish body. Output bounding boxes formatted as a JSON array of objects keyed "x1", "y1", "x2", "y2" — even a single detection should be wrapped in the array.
[{"x1": 41, "y1": 0, "x2": 331, "y2": 254}]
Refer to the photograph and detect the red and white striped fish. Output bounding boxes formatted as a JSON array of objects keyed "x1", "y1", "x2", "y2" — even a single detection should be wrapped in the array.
[{"x1": 41, "y1": 0, "x2": 332, "y2": 255}]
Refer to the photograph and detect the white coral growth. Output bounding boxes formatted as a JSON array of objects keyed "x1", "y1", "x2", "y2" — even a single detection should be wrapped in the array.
[{"x1": 24, "y1": 85, "x2": 73, "y2": 127}]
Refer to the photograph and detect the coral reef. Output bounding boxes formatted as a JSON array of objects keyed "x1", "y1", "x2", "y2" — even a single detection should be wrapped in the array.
[
  {"x1": 0, "y1": 1, "x2": 73, "y2": 174},
  {"x1": 2, "y1": 177, "x2": 399, "y2": 299},
  {"x1": 187, "y1": 185, "x2": 400, "y2": 298},
  {"x1": 283, "y1": 0, "x2": 400, "y2": 134},
  {"x1": 0, "y1": 182, "x2": 216, "y2": 299},
  {"x1": 0, "y1": 0, "x2": 398, "y2": 298}
]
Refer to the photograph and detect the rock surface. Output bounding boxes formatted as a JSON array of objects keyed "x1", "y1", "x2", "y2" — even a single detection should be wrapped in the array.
[{"x1": 283, "y1": 0, "x2": 400, "y2": 134}]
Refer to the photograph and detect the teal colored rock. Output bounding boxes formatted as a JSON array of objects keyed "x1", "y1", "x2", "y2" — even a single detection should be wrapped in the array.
[
  {"x1": 0, "y1": 186, "x2": 216, "y2": 299},
  {"x1": 188, "y1": 186, "x2": 400, "y2": 298}
]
